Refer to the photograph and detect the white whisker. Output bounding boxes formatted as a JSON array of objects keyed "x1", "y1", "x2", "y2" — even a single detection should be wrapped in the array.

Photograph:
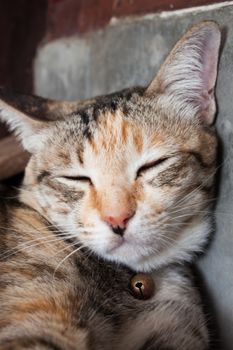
[
  {"x1": 53, "y1": 245, "x2": 87, "y2": 278},
  {"x1": 0, "y1": 234, "x2": 78, "y2": 260}
]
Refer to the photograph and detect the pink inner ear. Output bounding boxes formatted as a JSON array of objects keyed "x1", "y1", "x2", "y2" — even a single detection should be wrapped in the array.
[
  {"x1": 198, "y1": 29, "x2": 220, "y2": 123},
  {"x1": 201, "y1": 30, "x2": 220, "y2": 93}
]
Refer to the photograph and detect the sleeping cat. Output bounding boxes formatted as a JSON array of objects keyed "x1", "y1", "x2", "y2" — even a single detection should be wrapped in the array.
[{"x1": 0, "y1": 21, "x2": 220, "y2": 349}]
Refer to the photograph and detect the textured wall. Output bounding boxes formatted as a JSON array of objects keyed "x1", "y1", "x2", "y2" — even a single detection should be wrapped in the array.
[{"x1": 35, "y1": 2, "x2": 233, "y2": 349}]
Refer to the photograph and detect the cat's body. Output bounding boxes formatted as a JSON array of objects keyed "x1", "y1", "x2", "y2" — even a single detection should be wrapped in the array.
[
  {"x1": 0, "y1": 200, "x2": 208, "y2": 350},
  {"x1": 0, "y1": 22, "x2": 221, "y2": 349}
]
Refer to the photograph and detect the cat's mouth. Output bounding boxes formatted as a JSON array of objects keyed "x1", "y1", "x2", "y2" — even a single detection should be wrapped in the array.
[
  {"x1": 105, "y1": 236, "x2": 143, "y2": 258},
  {"x1": 106, "y1": 237, "x2": 126, "y2": 254}
]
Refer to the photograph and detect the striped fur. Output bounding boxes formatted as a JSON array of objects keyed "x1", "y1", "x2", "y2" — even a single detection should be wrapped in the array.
[{"x1": 0, "y1": 22, "x2": 221, "y2": 349}]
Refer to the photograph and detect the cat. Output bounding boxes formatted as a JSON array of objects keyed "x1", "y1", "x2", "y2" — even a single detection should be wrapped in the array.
[{"x1": 0, "y1": 21, "x2": 221, "y2": 350}]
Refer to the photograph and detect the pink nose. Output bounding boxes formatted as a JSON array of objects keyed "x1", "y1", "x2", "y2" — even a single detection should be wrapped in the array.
[{"x1": 102, "y1": 211, "x2": 135, "y2": 230}]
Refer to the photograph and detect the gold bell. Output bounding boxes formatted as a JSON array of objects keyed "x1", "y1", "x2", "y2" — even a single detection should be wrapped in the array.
[{"x1": 130, "y1": 273, "x2": 155, "y2": 300}]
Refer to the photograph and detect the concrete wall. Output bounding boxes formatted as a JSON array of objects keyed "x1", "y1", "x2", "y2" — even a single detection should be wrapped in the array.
[{"x1": 34, "y1": 2, "x2": 233, "y2": 349}]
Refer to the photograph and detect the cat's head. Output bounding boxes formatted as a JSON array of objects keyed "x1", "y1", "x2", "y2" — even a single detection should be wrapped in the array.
[{"x1": 0, "y1": 21, "x2": 221, "y2": 271}]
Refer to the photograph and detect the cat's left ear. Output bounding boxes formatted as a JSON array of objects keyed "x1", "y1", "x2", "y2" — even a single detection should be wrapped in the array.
[
  {"x1": 145, "y1": 21, "x2": 221, "y2": 125},
  {"x1": 0, "y1": 88, "x2": 80, "y2": 152}
]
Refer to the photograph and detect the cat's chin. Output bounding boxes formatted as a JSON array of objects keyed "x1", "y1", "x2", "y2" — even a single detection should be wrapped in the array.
[
  {"x1": 96, "y1": 217, "x2": 212, "y2": 272},
  {"x1": 106, "y1": 238, "x2": 125, "y2": 254}
]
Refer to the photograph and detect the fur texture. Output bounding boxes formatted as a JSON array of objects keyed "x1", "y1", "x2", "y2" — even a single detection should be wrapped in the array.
[{"x1": 0, "y1": 21, "x2": 221, "y2": 349}]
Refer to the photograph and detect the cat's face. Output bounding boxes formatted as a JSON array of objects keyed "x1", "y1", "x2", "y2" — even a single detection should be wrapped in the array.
[
  {"x1": 23, "y1": 94, "x2": 217, "y2": 271},
  {"x1": 0, "y1": 21, "x2": 221, "y2": 271}
]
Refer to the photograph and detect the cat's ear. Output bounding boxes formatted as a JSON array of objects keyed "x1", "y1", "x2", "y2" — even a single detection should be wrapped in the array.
[
  {"x1": 0, "y1": 88, "x2": 79, "y2": 152},
  {"x1": 146, "y1": 21, "x2": 221, "y2": 125}
]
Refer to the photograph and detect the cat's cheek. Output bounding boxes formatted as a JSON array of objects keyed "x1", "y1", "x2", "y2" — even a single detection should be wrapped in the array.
[
  {"x1": 144, "y1": 182, "x2": 184, "y2": 215},
  {"x1": 26, "y1": 187, "x2": 65, "y2": 221},
  {"x1": 66, "y1": 199, "x2": 111, "y2": 247},
  {"x1": 141, "y1": 186, "x2": 167, "y2": 214},
  {"x1": 77, "y1": 198, "x2": 98, "y2": 229},
  {"x1": 76, "y1": 186, "x2": 101, "y2": 226}
]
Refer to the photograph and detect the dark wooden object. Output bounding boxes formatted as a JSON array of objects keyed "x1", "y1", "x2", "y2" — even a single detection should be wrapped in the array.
[
  {"x1": 0, "y1": 0, "x2": 47, "y2": 93},
  {"x1": 0, "y1": 0, "x2": 47, "y2": 144},
  {"x1": 47, "y1": 0, "x2": 228, "y2": 38}
]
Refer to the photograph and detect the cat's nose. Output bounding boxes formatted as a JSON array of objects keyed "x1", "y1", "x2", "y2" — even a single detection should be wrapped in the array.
[{"x1": 102, "y1": 211, "x2": 135, "y2": 235}]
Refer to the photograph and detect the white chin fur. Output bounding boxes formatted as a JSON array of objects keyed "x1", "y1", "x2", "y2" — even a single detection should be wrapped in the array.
[{"x1": 97, "y1": 217, "x2": 212, "y2": 272}]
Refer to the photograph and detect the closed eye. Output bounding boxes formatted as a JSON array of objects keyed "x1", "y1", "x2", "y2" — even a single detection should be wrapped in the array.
[
  {"x1": 61, "y1": 175, "x2": 92, "y2": 185},
  {"x1": 136, "y1": 158, "x2": 168, "y2": 178}
]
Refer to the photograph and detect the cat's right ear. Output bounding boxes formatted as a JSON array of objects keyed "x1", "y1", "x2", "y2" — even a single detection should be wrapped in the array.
[
  {"x1": 145, "y1": 21, "x2": 221, "y2": 125},
  {"x1": 0, "y1": 88, "x2": 79, "y2": 153}
]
